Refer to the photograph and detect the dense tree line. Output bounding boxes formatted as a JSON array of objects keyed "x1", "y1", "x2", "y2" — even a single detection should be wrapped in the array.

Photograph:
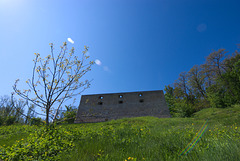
[{"x1": 165, "y1": 46, "x2": 240, "y2": 117}]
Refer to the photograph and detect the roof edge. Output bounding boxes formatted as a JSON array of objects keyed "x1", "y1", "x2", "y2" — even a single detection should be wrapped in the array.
[{"x1": 81, "y1": 90, "x2": 163, "y2": 96}]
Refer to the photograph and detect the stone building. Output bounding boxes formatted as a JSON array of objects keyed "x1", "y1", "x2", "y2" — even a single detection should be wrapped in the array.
[{"x1": 74, "y1": 90, "x2": 171, "y2": 123}]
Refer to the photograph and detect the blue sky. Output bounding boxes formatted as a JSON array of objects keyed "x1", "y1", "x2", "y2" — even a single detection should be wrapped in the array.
[{"x1": 0, "y1": 0, "x2": 240, "y2": 104}]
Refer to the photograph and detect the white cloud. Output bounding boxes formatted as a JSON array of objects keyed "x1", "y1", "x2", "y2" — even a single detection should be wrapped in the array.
[
  {"x1": 95, "y1": 59, "x2": 102, "y2": 66},
  {"x1": 67, "y1": 38, "x2": 74, "y2": 44}
]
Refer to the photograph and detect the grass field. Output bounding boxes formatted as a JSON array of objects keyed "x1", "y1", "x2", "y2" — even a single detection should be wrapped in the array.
[{"x1": 0, "y1": 105, "x2": 240, "y2": 161}]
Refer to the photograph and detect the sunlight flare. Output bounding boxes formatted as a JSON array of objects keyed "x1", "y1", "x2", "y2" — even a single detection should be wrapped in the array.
[
  {"x1": 95, "y1": 59, "x2": 102, "y2": 66},
  {"x1": 67, "y1": 38, "x2": 74, "y2": 44}
]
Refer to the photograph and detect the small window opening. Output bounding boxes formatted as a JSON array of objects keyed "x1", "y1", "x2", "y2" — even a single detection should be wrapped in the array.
[
  {"x1": 99, "y1": 96, "x2": 103, "y2": 99},
  {"x1": 119, "y1": 95, "x2": 123, "y2": 98},
  {"x1": 119, "y1": 100, "x2": 123, "y2": 104},
  {"x1": 98, "y1": 102, "x2": 103, "y2": 105},
  {"x1": 138, "y1": 93, "x2": 143, "y2": 97},
  {"x1": 139, "y1": 99, "x2": 144, "y2": 103}
]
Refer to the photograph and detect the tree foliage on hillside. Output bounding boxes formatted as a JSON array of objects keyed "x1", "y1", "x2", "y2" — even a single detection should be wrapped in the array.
[
  {"x1": 13, "y1": 42, "x2": 94, "y2": 125},
  {"x1": 0, "y1": 95, "x2": 25, "y2": 125},
  {"x1": 165, "y1": 46, "x2": 240, "y2": 117}
]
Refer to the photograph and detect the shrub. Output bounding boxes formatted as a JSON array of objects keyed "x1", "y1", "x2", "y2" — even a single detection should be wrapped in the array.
[
  {"x1": 0, "y1": 116, "x2": 3, "y2": 126},
  {"x1": 61, "y1": 105, "x2": 77, "y2": 124},
  {"x1": 30, "y1": 117, "x2": 43, "y2": 126},
  {"x1": 5, "y1": 116, "x2": 16, "y2": 126},
  {"x1": 63, "y1": 110, "x2": 77, "y2": 124},
  {"x1": 0, "y1": 125, "x2": 75, "y2": 161}
]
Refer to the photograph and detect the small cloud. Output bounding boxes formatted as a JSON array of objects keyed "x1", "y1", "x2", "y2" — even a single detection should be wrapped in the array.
[
  {"x1": 103, "y1": 66, "x2": 110, "y2": 72},
  {"x1": 197, "y1": 23, "x2": 207, "y2": 32},
  {"x1": 95, "y1": 59, "x2": 102, "y2": 66},
  {"x1": 67, "y1": 38, "x2": 74, "y2": 44}
]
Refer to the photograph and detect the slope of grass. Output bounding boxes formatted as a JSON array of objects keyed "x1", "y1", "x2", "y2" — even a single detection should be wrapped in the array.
[
  {"x1": 57, "y1": 116, "x2": 240, "y2": 161},
  {"x1": 192, "y1": 104, "x2": 240, "y2": 125},
  {"x1": 0, "y1": 106, "x2": 240, "y2": 160},
  {"x1": 0, "y1": 125, "x2": 37, "y2": 147}
]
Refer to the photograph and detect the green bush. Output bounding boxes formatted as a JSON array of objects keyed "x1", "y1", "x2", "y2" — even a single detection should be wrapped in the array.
[
  {"x1": 0, "y1": 116, "x2": 3, "y2": 126},
  {"x1": 63, "y1": 110, "x2": 77, "y2": 124},
  {"x1": 169, "y1": 100, "x2": 196, "y2": 118},
  {"x1": 5, "y1": 116, "x2": 16, "y2": 126},
  {"x1": 30, "y1": 117, "x2": 43, "y2": 126},
  {"x1": 61, "y1": 105, "x2": 77, "y2": 124},
  {"x1": 0, "y1": 125, "x2": 75, "y2": 161}
]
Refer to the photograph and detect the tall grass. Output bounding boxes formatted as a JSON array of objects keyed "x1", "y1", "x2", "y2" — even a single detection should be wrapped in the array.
[
  {"x1": 0, "y1": 125, "x2": 37, "y2": 147},
  {"x1": 0, "y1": 105, "x2": 240, "y2": 160}
]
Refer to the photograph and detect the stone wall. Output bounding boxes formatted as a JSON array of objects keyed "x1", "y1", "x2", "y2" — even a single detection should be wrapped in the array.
[{"x1": 74, "y1": 90, "x2": 171, "y2": 123}]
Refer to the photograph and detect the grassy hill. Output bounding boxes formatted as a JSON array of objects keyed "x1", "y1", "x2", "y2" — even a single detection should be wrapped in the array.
[
  {"x1": 192, "y1": 104, "x2": 240, "y2": 125},
  {"x1": 0, "y1": 105, "x2": 240, "y2": 160}
]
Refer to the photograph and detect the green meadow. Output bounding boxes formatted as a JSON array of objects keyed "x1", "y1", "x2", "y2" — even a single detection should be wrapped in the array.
[{"x1": 0, "y1": 105, "x2": 240, "y2": 161}]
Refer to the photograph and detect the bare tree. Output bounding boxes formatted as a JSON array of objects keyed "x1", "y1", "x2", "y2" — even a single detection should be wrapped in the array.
[
  {"x1": 203, "y1": 49, "x2": 227, "y2": 80},
  {"x1": 187, "y1": 65, "x2": 206, "y2": 98},
  {"x1": 24, "y1": 103, "x2": 36, "y2": 124},
  {"x1": 13, "y1": 42, "x2": 94, "y2": 125},
  {"x1": 174, "y1": 72, "x2": 192, "y2": 98},
  {"x1": 202, "y1": 49, "x2": 237, "y2": 97}
]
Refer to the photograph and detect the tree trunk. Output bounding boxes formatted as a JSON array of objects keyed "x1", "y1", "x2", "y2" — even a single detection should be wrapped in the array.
[{"x1": 46, "y1": 107, "x2": 49, "y2": 125}]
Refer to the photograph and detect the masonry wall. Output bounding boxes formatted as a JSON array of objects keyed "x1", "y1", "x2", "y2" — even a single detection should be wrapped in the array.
[{"x1": 74, "y1": 90, "x2": 171, "y2": 123}]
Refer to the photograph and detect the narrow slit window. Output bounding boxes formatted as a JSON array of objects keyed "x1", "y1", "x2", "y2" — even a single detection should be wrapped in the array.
[
  {"x1": 139, "y1": 99, "x2": 144, "y2": 103},
  {"x1": 119, "y1": 100, "x2": 123, "y2": 104},
  {"x1": 98, "y1": 102, "x2": 103, "y2": 105}
]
